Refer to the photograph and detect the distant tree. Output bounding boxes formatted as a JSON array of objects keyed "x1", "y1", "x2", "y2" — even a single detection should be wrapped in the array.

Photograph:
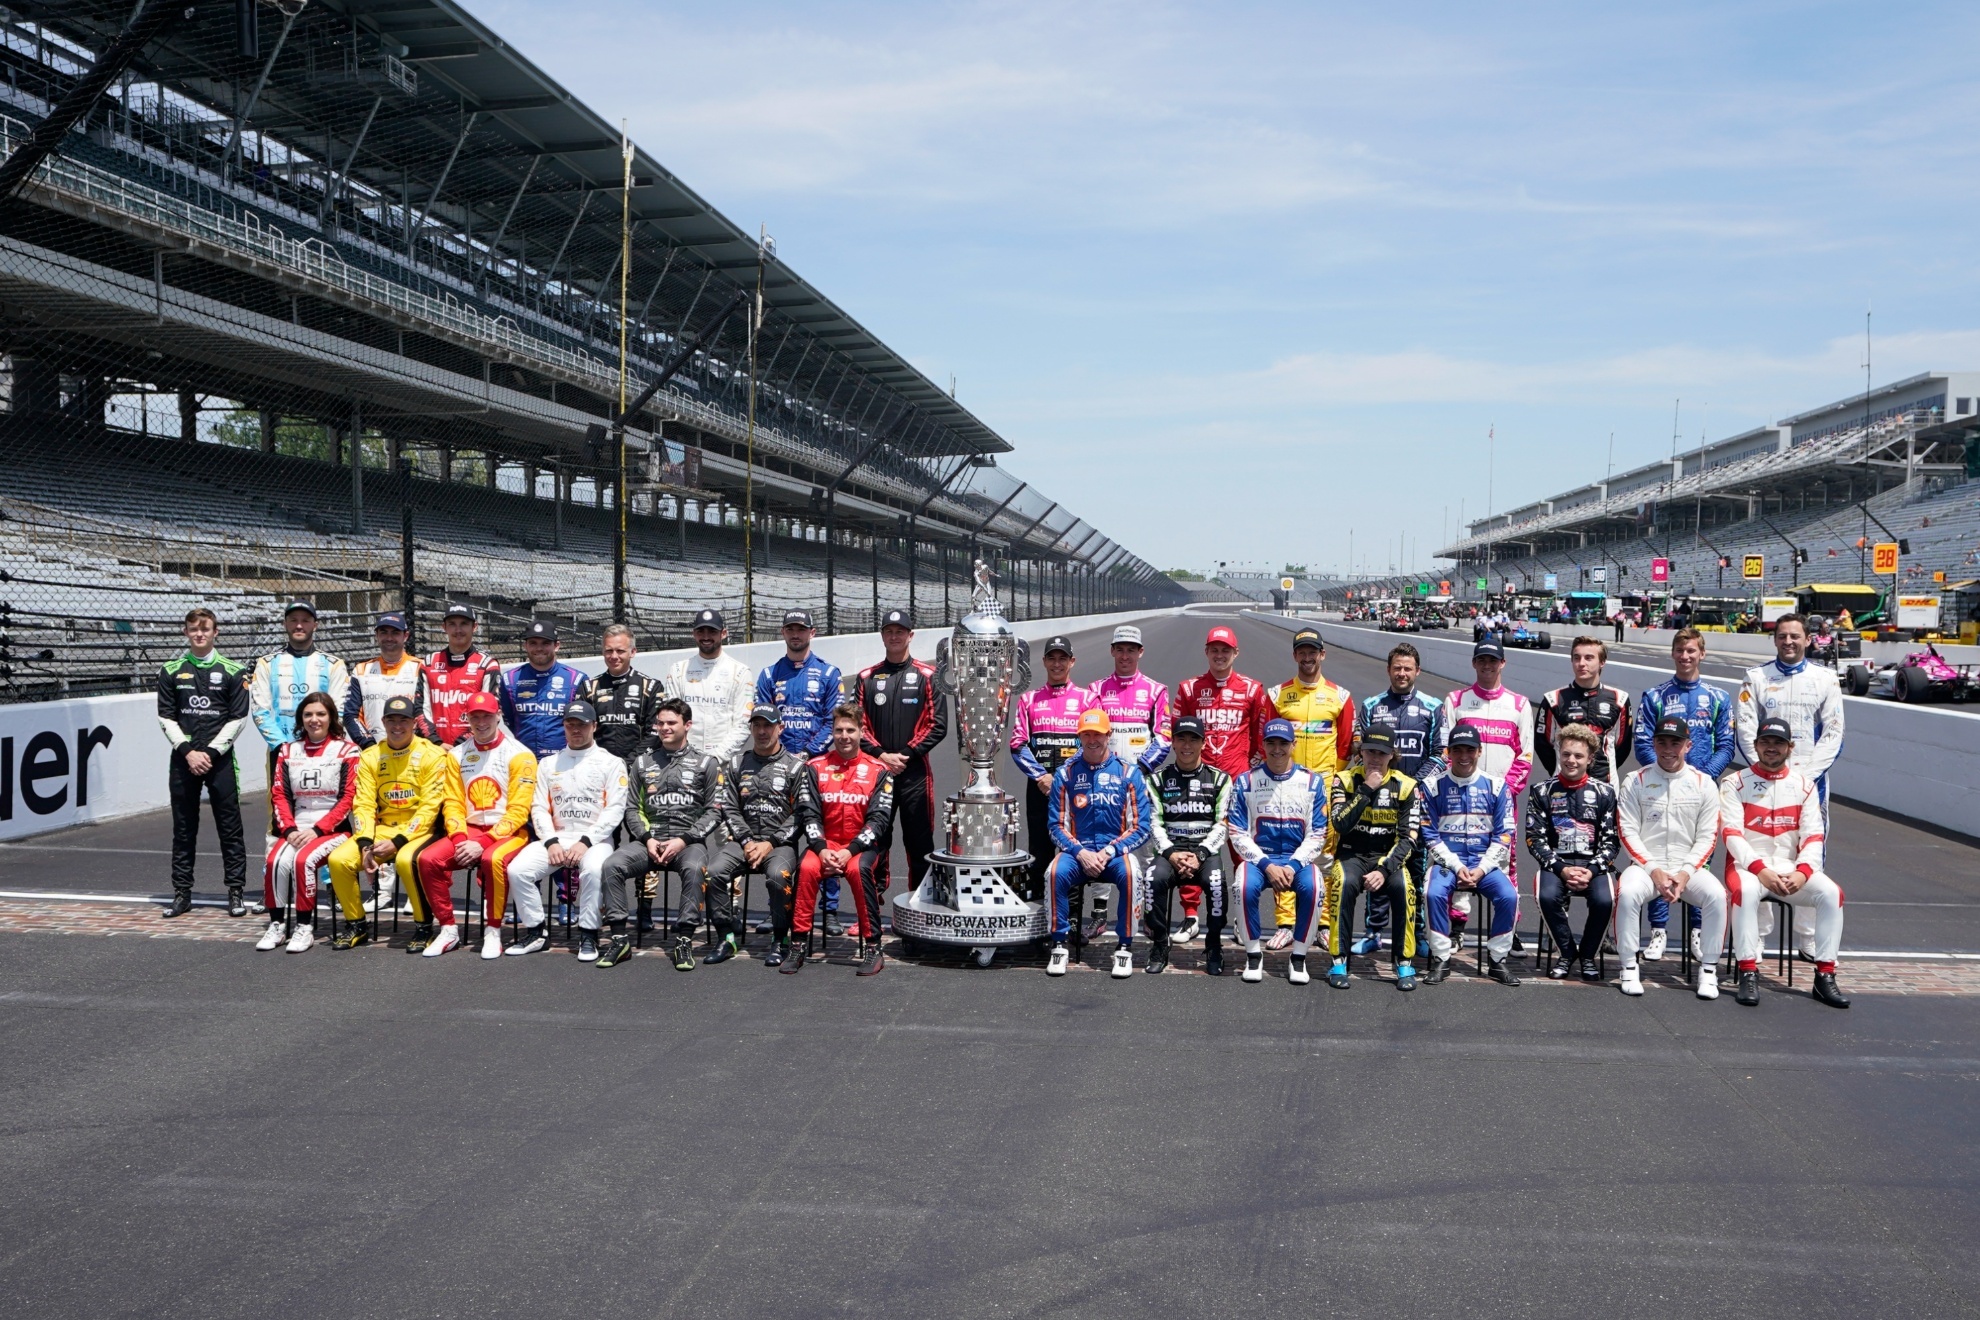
[{"x1": 1165, "y1": 568, "x2": 1205, "y2": 581}]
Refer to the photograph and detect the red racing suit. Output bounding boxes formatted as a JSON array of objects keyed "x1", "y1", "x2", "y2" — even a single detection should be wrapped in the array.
[
  {"x1": 794, "y1": 750, "x2": 895, "y2": 939},
  {"x1": 1172, "y1": 669, "x2": 1272, "y2": 916},
  {"x1": 422, "y1": 648, "x2": 502, "y2": 746},
  {"x1": 264, "y1": 736, "x2": 360, "y2": 914}
]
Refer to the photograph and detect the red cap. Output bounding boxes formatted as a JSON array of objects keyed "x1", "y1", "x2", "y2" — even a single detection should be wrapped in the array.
[
  {"x1": 1205, "y1": 626, "x2": 1239, "y2": 649},
  {"x1": 465, "y1": 692, "x2": 501, "y2": 715}
]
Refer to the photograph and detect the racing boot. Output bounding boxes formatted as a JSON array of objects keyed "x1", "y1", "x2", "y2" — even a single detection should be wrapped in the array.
[
  {"x1": 1110, "y1": 946, "x2": 1134, "y2": 978},
  {"x1": 1395, "y1": 961, "x2": 1417, "y2": 991},
  {"x1": 1203, "y1": 945, "x2": 1224, "y2": 977},
  {"x1": 1579, "y1": 958, "x2": 1602, "y2": 983},
  {"x1": 405, "y1": 922, "x2": 435, "y2": 955},
  {"x1": 1643, "y1": 928, "x2": 1667, "y2": 962},
  {"x1": 1734, "y1": 969, "x2": 1760, "y2": 1006},
  {"x1": 1812, "y1": 972, "x2": 1850, "y2": 1009},
  {"x1": 162, "y1": 891, "x2": 193, "y2": 919},
  {"x1": 1045, "y1": 943, "x2": 1070, "y2": 977},
  {"x1": 226, "y1": 886, "x2": 248, "y2": 918},
  {"x1": 1241, "y1": 950, "x2": 1264, "y2": 983},
  {"x1": 857, "y1": 942, "x2": 886, "y2": 977},
  {"x1": 764, "y1": 937, "x2": 790, "y2": 969},
  {"x1": 481, "y1": 927, "x2": 505, "y2": 960},
  {"x1": 576, "y1": 929, "x2": 600, "y2": 963},
  {"x1": 331, "y1": 920, "x2": 372, "y2": 951},
  {"x1": 504, "y1": 924, "x2": 549, "y2": 956},
  {"x1": 670, "y1": 932, "x2": 698, "y2": 972},
  {"x1": 1485, "y1": 956, "x2": 1520, "y2": 987},
  {"x1": 1144, "y1": 944, "x2": 1169, "y2": 975},
  {"x1": 824, "y1": 911, "x2": 845, "y2": 939},
  {"x1": 703, "y1": 933, "x2": 740, "y2": 965},
  {"x1": 1618, "y1": 962, "x2": 1644, "y2": 996},
  {"x1": 1323, "y1": 959, "x2": 1348, "y2": 989},
  {"x1": 255, "y1": 921, "x2": 286, "y2": 951},
  {"x1": 1425, "y1": 956, "x2": 1452, "y2": 985},
  {"x1": 779, "y1": 943, "x2": 808, "y2": 974},
  {"x1": 421, "y1": 925, "x2": 460, "y2": 959},
  {"x1": 596, "y1": 932, "x2": 634, "y2": 969},
  {"x1": 1696, "y1": 964, "x2": 1719, "y2": 1000},
  {"x1": 635, "y1": 899, "x2": 655, "y2": 936}
]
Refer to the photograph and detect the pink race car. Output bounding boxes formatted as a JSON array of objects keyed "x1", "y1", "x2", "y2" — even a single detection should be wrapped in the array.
[{"x1": 1845, "y1": 646, "x2": 1980, "y2": 703}]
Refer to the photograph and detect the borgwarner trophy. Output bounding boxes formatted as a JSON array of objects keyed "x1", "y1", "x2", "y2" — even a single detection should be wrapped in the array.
[{"x1": 890, "y1": 562, "x2": 1045, "y2": 965}]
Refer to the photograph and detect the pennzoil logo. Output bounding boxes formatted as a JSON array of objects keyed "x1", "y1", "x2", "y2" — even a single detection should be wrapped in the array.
[{"x1": 384, "y1": 781, "x2": 417, "y2": 807}]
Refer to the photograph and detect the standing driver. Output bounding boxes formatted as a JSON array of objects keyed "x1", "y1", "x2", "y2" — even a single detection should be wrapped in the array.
[
  {"x1": 158, "y1": 607, "x2": 252, "y2": 919},
  {"x1": 855, "y1": 609, "x2": 947, "y2": 901},
  {"x1": 1011, "y1": 635, "x2": 1098, "y2": 898}
]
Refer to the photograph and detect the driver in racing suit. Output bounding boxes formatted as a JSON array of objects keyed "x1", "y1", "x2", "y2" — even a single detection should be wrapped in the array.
[
  {"x1": 1323, "y1": 727, "x2": 1421, "y2": 989},
  {"x1": 1633, "y1": 627, "x2": 1736, "y2": 958},
  {"x1": 1419, "y1": 723, "x2": 1521, "y2": 985},
  {"x1": 1011, "y1": 635, "x2": 1098, "y2": 897},
  {"x1": 785, "y1": 704, "x2": 896, "y2": 977},
  {"x1": 1141, "y1": 716, "x2": 1234, "y2": 976},
  {"x1": 505, "y1": 701, "x2": 630, "y2": 961},
  {"x1": 1173, "y1": 624, "x2": 1273, "y2": 939},
  {"x1": 592, "y1": 698, "x2": 722, "y2": 970},
  {"x1": 1269, "y1": 627, "x2": 1354, "y2": 950},
  {"x1": 1615, "y1": 713, "x2": 1725, "y2": 1000},
  {"x1": 1439, "y1": 637, "x2": 1533, "y2": 948},
  {"x1": 1227, "y1": 718, "x2": 1328, "y2": 987},
  {"x1": 1045, "y1": 707, "x2": 1155, "y2": 980},
  {"x1": 1087, "y1": 625, "x2": 1170, "y2": 941},
  {"x1": 1525, "y1": 723, "x2": 1621, "y2": 983},
  {"x1": 704, "y1": 704, "x2": 821, "y2": 969},
  {"x1": 1352, "y1": 641, "x2": 1446, "y2": 956}
]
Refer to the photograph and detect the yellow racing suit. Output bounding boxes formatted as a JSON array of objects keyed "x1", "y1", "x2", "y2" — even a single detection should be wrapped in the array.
[
  {"x1": 326, "y1": 737, "x2": 455, "y2": 922},
  {"x1": 1268, "y1": 675, "x2": 1355, "y2": 926}
]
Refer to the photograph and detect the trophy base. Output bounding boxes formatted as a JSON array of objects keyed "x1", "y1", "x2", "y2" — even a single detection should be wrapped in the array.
[{"x1": 890, "y1": 854, "x2": 1046, "y2": 947}]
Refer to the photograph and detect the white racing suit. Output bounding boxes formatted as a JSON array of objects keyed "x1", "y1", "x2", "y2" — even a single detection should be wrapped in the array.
[
  {"x1": 507, "y1": 743, "x2": 629, "y2": 932},
  {"x1": 1719, "y1": 764, "x2": 1843, "y2": 972},
  {"x1": 1616, "y1": 763, "x2": 1725, "y2": 968},
  {"x1": 665, "y1": 652, "x2": 757, "y2": 764}
]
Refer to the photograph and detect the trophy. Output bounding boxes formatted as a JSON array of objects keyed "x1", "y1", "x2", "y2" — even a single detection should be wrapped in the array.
[{"x1": 890, "y1": 560, "x2": 1049, "y2": 962}]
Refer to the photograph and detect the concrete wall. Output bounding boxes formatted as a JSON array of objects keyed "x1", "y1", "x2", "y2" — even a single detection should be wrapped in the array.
[{"x1": 1242, "y1": 611, "x2": 1980, "y2": 839}]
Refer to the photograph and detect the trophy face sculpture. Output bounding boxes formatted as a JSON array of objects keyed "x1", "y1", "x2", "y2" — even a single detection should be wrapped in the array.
[{"x1": 890, "y1": 560, "x2": 1048, "y2": 957}]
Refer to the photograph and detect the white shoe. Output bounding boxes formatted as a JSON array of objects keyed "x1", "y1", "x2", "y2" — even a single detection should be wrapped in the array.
[
  {"x1": 255, "y1": 921, "x2": 285, "y2": 951},
  {"x1": 1619, "y1": 963, "x2": 1644, "y2": 996},
  {"x1": 1265, "y1": 926, "x2": 1294, "y2": 952},
  {"x1": 1111, "y1": 948, "x2": 1133, "y2": 979},
  {"x1": 1696, "y1": 965, "x2": 1720, "y2": 1000},
  {"x1": 362, "y1": 891, "x2": 395, "y2": 914},
  {"x1": 1173, "y1": 917, "x2": 1200, "y2": 945},
  {"x1": 1241, "y1": 950, "x2": 1264, "y2": 983},
  {"x1": 399, "y1": 901, "x2": 416, "y2": 917},
  {"x1": 505, "y1": 927, "x2": 548, "y2": 956},
  {"x1": 285, "y1": 925, "x2": 314, "y2": 954},
  {"x1": 1046, "y1": 944, "x2": 1070, "y2": 976},
  {"x1": 422, "y1": 924, "x2": 460, "y2": 959},
  {"x1": 1689, "y1": 929, "x2": 1704, "y2": 963},
  {"x1": 1287, "y1": 954, "x2": 1310, "y2": 985},
  {"x1": 481, "y1": 928, "x2": 505, "y2": 960},
  {"x1": 1643, "y1": 929, "x2": 1667, "y2": 962}
]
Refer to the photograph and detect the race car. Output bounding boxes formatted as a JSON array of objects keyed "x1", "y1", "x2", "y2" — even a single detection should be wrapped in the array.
[
  {"x1": 1500, "y1": 622, "x2": 1553, "y2": 651},
  {"x1": 1844, "y1": 647, "x2": 1980, "y2": 703},
  {"x1": 1379, "y1": 613, "x2": 1419, "y2": 633}
]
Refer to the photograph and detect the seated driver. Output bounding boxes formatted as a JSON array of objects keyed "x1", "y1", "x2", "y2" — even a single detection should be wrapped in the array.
[
  {"x1": 1615, "y1": 714, "x2": 1726, "y2": 1000},
  {"x1": 784, "y1": 704, "x2": 895, "y2": 977},
  {"x1": 1226, "y1": 718, "x2": 1327, "y2": 986},
  {"x1": 1419, "y1": 723, "x2": 1521, "y2": 986},
  {"x1": 1045, "y1": 708, "x2": 1154, "y2": 980}
]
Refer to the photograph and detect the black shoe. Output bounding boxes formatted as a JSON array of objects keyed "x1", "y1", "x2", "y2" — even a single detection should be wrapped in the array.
[
  {"x1": 1812, "y1": 972, "x2": 1850, "y2": 1009},
  {"x1": 1579, "y1": 958, "x2": 1602, "y2": 982},
  {"x1": 332, "y1": 922, "x2": 371, "y2": 951},
  {"x1": 1486, "y1": 957, "x2": 1521, "y2": 987},
  {"x1": 856, "y1": 943, "x2": 885, "y2": 977},
  {"x1": 703, "y1": 935, "x2": 739, "y2": 965},
  {"x1": 225, "y1": 887, "x2": 247, "y2": 918},
  {"x1": 778, "y1": 945, "x2": 807, "y2": 975},
  {"x1": 1510, "y1": 931, "x2": 1526, "y2": 953},
  {"x1": 162, "y1": 891, "x2": 193, "y2": 919},
  {"x1": 1547, "y1": 954, "x2": 1574, "y2": 980},
  {"x1": 405, "y1": 922, "x2": 435, "y2": 954},
  {"x1": 596, "y1": 934, "x2": 633, "y2": 968},
  {"x1": 765, "y1": 939, "x2": 789, "y2": 969},
  {"x1": 1426, "y1": 956, "x2": 1452, "y2": 985},
  {"x1": 1448, "y1": 916, "x2": 1468, "y2": 946},
  {"x1": 824, "y1": 913, "x2": 845, "y2": 938},
  {"x1": 1735, "y1": 970, "x2": 1760, "y2": 1006},
  {"x1": 1203, "y1": 950, "x2": 1224, "y2": 977},
  {"x1": 1145, "y1": 946, "x2": 1169, "y2": 975},
  {"x1": 670, "y1": 933, "x2": 697, "y2": 972}
]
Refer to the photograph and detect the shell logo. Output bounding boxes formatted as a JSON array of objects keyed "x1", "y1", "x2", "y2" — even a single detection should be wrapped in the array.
[{"x1": 467, "y1": 776, "x2": 503, "y2": 810}]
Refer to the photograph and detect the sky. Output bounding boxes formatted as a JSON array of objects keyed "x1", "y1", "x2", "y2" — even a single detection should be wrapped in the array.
[{"x1": 482, "y1": 0, "x2": 1980, "y2": 578}]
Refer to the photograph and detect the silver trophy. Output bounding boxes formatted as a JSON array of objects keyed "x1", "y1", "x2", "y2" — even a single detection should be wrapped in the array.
[{"x1": 891, "y1": 560, "x2": 1047, "y2": 961}]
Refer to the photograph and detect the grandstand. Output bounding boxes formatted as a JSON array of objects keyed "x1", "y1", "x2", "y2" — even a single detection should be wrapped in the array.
[{"x1": 0, "y1": 2, "x2": 1174, "y2": 701}]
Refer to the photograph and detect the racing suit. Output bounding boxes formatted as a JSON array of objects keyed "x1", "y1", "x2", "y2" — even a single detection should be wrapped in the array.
[
  {"x1": 509, "y1": 743, "x2": 630, "y2": 935},
  {"x1": 856, "y1": 655, "x2": 947, "y2": 891},
  {"x1": 1173, "y1": 669, "x2": 1272, "y2": 918},
  {"x1": 342, "y1": 656, "x2": 428, "y2": 749},
  {"x1": 1353, "y1": 686, "x2": 1447, "y2": 940},
  {"x1": 1736, "y1": 659, "x2": 1844, "y2": 825},
  {"x1": 1525, "y1": 773, "x2": 1622, "y2": 965},
  {"x1": 1535, "y1": 682, "x2": 1632, "y2": 786},
  {"x1": 421, "y1": 648, "x2": 500, "y2": 747},
  {"x1": 594, "y1": 745, "x2": 718, "y2": 937},
  {"x1": 793, "y1": 750, "x2": 895, "y2": 941},
  {"x1": 1091, "y1": 671, "x2": 1172, "y2": 776},
  {"x1": 1011, "y1": 681, "x2": 1100, "y2": 894},
  {"x1": 1226, "y1": 763, "x2": 1328, "y2": 950},
  {"x1": 757, "y1": 650, "x2": 844, "y2": 911},
  {"x1": 264, "y1": 735, "x2": 359, "y2": 918},
  {"x1": 325, "y1": 738, "x2": 455, "y2": 922},
  {"x1": 1143, "y1": 762, "x2": 1234, "y2": 951},
  {"x1": 575, "y1": 667, "x2": 665, "y2": 765},
  {"x1": 1441, "y1": 682, "x2": 1534, "y2": 930},
  {"x1": 705, "y1": 748, "x2": 821, "y2": 944},
  {"x1": 1324, "y1": 768, "x2": 1421, "y2": 970},
  {"x1": 416, "y1": 728, "x2": 536, "y2": 928},
  {"x1": 250, "y1": 645, "x2": 350, "y2": 832},
  {"x1": 1720, "y1": 764, "x2": 1843, "y2": 972},
  {"x1": 1616, "y1": 763, "x2": 1725, "y2": 968},
  {"x1": 500, "y1": 661, "x2": 585, "y2": 757},
  {"x1": 1632, "y1": 674, "x2": 1735, "y2": 931},
  {"x1": 1270, "y1": 675, "x2": 1354, "y2": 929},
  {"x1": 157, "y1": 650, "x2": 251, "y2": 899},
  {"x1": 664, "y1": 652, "x2": 756, "y2": 763},
  {"x1": 1047, "y1": 753, "x2": 1154, "y2": 946},
  {"x1": 1419, "y1": 770, "x2": 1520, "y2": 962}
]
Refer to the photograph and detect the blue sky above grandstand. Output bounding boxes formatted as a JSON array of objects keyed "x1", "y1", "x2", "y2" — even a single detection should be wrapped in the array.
[{"x1": 488, "y1": 0, "x2": 1980, "y2": 576}]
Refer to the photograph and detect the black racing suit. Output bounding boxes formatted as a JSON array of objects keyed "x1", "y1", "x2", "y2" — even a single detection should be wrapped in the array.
[
  {"x1": 1534, "y1": 682, "x2": 1632, "y2": 785},
  {"x1": 598, "y1": 744, "x2": 727, "y2": 937},
  {"x1": 1525, "y1": 774, "x2": 1622, "y2": 963},
  {"x1": 705, "y1": 748, "x2": 822, "y2": 943},
  {"x1": 855, "y1": 656, "x2": 947, "y2": 891},
  {"x1": 1143, "y1": 762, "x2": 1234, "y2": 950},
  {"x1": 1325, "y1": 769, "x2": 1421, "y2": 970},
  {"x1": 576, "y1": 669, "x2": 666, "y2": 765},
  {"x1": 156, "y1": 651, "x2": 251, "y2": 897}
]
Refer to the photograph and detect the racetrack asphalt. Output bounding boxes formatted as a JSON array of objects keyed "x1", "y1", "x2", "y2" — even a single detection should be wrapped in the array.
[{"x1": 2, "y1": 608, "x2": 1978, "y2": 1318}]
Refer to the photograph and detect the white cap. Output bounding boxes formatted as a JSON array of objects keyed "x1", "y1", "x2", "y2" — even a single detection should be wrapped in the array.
[{"x1": 1111, "y1": 625, "x2": 1143, "y2": 646}]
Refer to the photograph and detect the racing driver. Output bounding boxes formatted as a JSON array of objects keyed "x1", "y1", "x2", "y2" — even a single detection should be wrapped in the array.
[
  {"x1": 1614, "y1": 714, "x2": 1724, "y2": 999},
  {"x1": 1011, "y1": 635, "x2": 1098, "y2": 897},
  {"x1": 1173, "y1": 624, "x2": 1272, "y2": 943},
  {"x1": 417, "y1": 691, "x2": 537, "y2": 960},
  {"x1": 1268, "y1": 628, "x2": 1354, "y2": 951},
  {"x1": 1045, "y1": 707, "x2": 1154, "y2": 980},
  {"x1": 785, "y1": 704, "x2": 896, "y2": 977},
  {"x1": 1227, "y1": 717, "x2": 1328, "y2": 986},
  {"x1": 1087, "y1": 625, "x2": 1170, "y2": 942}
]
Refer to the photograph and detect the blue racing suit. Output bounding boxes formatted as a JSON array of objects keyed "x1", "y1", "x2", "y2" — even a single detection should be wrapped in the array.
[
  {"x1": 1632, "y1": 675, "x2": 1734, "y2": 928},
  {"x1": 1047, "y1": 753, "x2": 1154, "y2": 945},
  {"x1": 1226, "y1": 764, "x2": 1328, "y2": 948},
  {"x1": 1419, "y1": 770, "x2": 1521, "y2": 962},
  {"x1": 500, "y1": 661, "x2": 585, "y2": 757},
  {"x1": 757, "y1": 653, "x2": 843, "y2": 757}
]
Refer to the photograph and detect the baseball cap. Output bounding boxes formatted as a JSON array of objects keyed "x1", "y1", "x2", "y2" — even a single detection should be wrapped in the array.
[
  {"x1": 380, "y1": 695, "x2": 418, "y2": 719},
  {"x1": 1652, "y1": 714, "x2": 1690, "y2": 740},
  {"x1": 1043, "y1": 635, "x2": 1075, "y2": 657},
  {"x1": 563, "y1": 699, "x2": 598, "y2": 723},
  {"x1": 465, "y1": 692, "x2": 501, "y2": 715},
  {"x1": 1111, "y1": 625, "x2": 1143, "y2": 647},
  {"x1": 692, "y1": 607, "x2": 726, "y2": 631},
  {"x1": 749, "y1": 702, "x2": 783, "y2": 724},
  {"x1": 1755, "y1": 716, "x2": 1793, "y2": 742},
  {"x1": 783, "y1": 609, "x2": 815, "y2": 629},
  {"x1": 881, "y1": 609, "x2": 912, "y2": 630},
  {"x1": 443, "y1": 602, "x2": 476, "y2": 622},
  {"x1": 1473, "y1": 639, "x2": 1506, "y2": 661},
  {"x1": 1077, "y1": 708, "x2": 1113, "y2": 735},
  {"x1": 282, "y1": 600, "x2": 317, "y2": 618},
  {"x1": 1291, "y1": 628, "x2": 1324, "y2": 651},
  {"x1": 1263, "y1": 717, "x2": 1296, "y2": 743},
  {"x1": 524, "y1": 620, "x2": 559, "y2": 642},
  {"x1": 1358, "y1": 726, "x2": 1395, "y2": 752},
  {"x1": 1172, "y1": 715, "x2": 1206, "y2": 739},
  {"x1": 1205, "y1": 625, "x2": 1239, "y2": 648},
  {"x1": 1447, "y1": 723, "x2": 1483, "y2": 749},
  {"x1": 374, "y1": 611, "x2": 408, "y2": 632}
]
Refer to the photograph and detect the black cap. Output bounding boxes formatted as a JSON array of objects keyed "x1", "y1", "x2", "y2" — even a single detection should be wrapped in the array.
[
  {"x1": 1473, "y1": 639, "x2": 1506, "y2": 660},
  {"x1": 880, "y1": 608, "x2": 912, "y2": 630},
  {"x1": 783, "y1": 609, "x2": 815, "y2": 629},
  {"x1": 692, "y1": 608, "x2": 726, "y2": 631},
  {"x1": 1172, "y1": 715, "x2": 1206, "y2": 739},
  {"x1": 1447, "y1": 723, "x2": 1483, "y2": 749},
  {"x1": 749, "y1": 702, "x2": 783, "y2": 724},
  {"x1": 380, "y1": 695, "x2": 418, "y2": 720},
  {"x1": 1358, "y1": 726, "x2": 1395, "y2": 752},
  {"x1": 524, "y1": 620, "x2": 559, "y2": 642},
  {"x1": 1652, "y1": 714, "x2": 1690, "y2": 740},
  {"x1": 1755, "y1": 716, "x2": 1793, "y2": 742},
  {"x1": 1292, "y1": 627, "x2": 1325, "y2": 651},
  {"x1": 563, "y1": 699, "x2": 598, "y2": 723},
  {"x1": 1043, "y1": 635, "x2": 1075, "y2": 657},
  {"x1": 282, "y1": 600, "x2": 317, "y2": 618},
  {"x1": 443, "y1": 602, "x2": 476, "y2": 622}
]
